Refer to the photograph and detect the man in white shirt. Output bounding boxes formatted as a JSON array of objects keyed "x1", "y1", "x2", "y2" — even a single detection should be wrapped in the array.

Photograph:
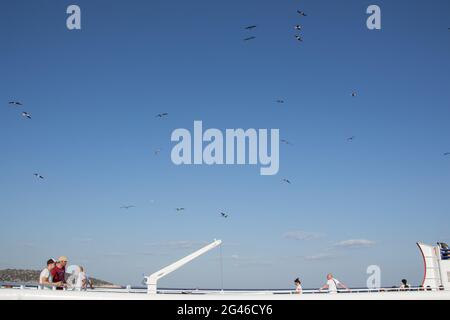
[
  {"x1": 39, "y1": 259, "x2": 62, "y2": 288},
  {"x1": 320, "y1": 273, "x2": 349, "y2": 293}
]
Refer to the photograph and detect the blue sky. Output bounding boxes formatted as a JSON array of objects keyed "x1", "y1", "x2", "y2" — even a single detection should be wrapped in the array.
[{"x1": 1, "y1": 0, "x2": 450, "y2": 289}]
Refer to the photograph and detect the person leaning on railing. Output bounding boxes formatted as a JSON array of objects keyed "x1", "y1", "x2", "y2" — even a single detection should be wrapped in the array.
[
  {"x1": 319, "y1": 273, "x2": 349, "y2": 293},
  {"x1": 294, "y1": 278, "x2": 303, "y2": 294},
  {"x1": 39, "y1": 259, "x2": 63, "y2": 289},
  {"x1": 51, "y1": 256, "x2": 68, "y2": 289}
]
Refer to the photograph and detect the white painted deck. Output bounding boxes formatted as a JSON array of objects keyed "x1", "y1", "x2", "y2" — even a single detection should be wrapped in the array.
[{"x1": 1, "y1": 287, "x2": 449, "y2": 300}]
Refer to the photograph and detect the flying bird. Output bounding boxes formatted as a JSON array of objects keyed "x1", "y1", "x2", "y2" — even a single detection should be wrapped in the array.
[
  {"x1": 154, "y1": 148, "x2": 162, "y2": 156},
  {"x1": 282, "y1": 178, "x2": 292, "y2": 184},
  {"x1": 351, "y1": 92, "x2": 357, "y2": 97},
  {"x1": 295, "y1": 35, "x2": 303, "y2": 42},
  {"x1": 244, "y1": 36, "x2": 256, "y2": 41},
  {"x1": 8, "y1": 101, "x2": 22, "y2": 106},
  {"x1": 220, "y1": 212, "x2": 229, "y2": 218},
  {"x1": 347, "y1": 136, "x2": 355, "y2": 142},
  {"x1": 294, "y1": 25, "x2": 302, "y2": 30},
  {"x1": 444, "y1": 152, "x2": 450, "y2": 156},
  {"x1": 21, "y1": 112, "x2": 31, "y2": 119},
  {"x1": 175, "y1": 208, "x2": 186, "y2": 212},
  {"x1": 34, "y1": 173, "x2": 44, "y2": 180},
  {"x1": 156, "y1": 113, "x2": 168, "y2": 118},
  {"x1": 297, "y1": 10, "x2": 307, "y2": 16},
  {"x1": 276, "y1": 99, "x2": 285, "y2": 104},
  {"x1": 245, "y1": 25, "x2": 257, "y2": 30},
  {"x1": 120, "y1": 205, "x2": 135, "y2": 209},
  {"x1": 281, "y1": 139, "x2": 293, "y2": 146}
]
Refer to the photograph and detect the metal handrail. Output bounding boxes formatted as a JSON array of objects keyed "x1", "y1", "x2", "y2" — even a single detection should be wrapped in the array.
[
  {"x1": 156, "y1": 286, "x2": 450, "y2": 295},
  {"x1": 1, "y1": 282, "x2": 448, "y2": 295}
]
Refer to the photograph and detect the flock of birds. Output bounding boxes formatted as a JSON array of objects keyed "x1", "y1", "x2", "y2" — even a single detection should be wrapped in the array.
[
  {"x1": 10, "y1": 84, "x2": 449, "y2": 212},
  {"x1": 118, "y1": 205, "x2": 230, "y2": 219},
  {"x1": 8, "y1": 101, "x2": 31, "y2": 119},
  {"x1": 243, "y1": 10, "x2": 308, "y2": 42},
  {"x1": 5, "y1": 8, "x2": 450, "y2": 226}
]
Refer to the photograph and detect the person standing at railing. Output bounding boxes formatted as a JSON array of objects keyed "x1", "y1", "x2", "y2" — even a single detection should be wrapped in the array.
[
  {"x1": 400, "y1": 279, "x2": 410, "y2": 290},
  {"x1": 75, "y1": 266, "x2": 87, "y2": 291},
  {"x1": 39, "y1": 259, "x2": 63, "y2": 289},
  {"x1": 294, "y1": 278, "x2": 303, "y2": 294},
  {"x1": 51, "y1": 256, "x2": 68, "y2": 289},
  {"x1": 319, "y1": 273, "x2": 349, "y2": 293},
  {"x1": 86, "y1": 273, "x2": 94, "y2": 289}
]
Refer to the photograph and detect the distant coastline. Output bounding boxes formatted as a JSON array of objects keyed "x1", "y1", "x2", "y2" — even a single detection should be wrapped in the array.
[{"x1": 0, "y1": 269, "x2": 117, "y2": 288}]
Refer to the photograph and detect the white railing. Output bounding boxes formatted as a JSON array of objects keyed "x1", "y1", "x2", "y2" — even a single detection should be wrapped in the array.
[
  {"x1": 1, "y1": 282, "x2": 448, "y2": 295},
  {"x1": 156, "y1": 286, "x2": 450, "y2": 295}
]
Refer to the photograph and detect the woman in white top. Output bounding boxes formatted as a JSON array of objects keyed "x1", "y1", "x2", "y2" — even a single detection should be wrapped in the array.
[
  {"x1": 75, "y1": 266, "x2": 87, "y2": 291},
  {"x1": 294, "y1": 278, "x2": 303, "y2": 294}
]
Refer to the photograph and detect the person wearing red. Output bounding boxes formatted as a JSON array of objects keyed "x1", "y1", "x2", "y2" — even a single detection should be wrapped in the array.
[{"x1": 51, "y1": 256, "x2": 68, "y2": 289}]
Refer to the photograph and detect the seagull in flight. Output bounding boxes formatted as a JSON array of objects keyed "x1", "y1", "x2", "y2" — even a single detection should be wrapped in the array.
[
  {"x1": 245, "y1": 25, "x2": 257, "y2": 30},
  {"x1": 220, "y1": 212, "x2": 229, "y2": 218},
  {"x1": 120, "y1": 205, "x2": 135, "y2": 209},
  {"x1": 294, "y1": 25, "x2": 302, "y2": 31},
  {"x1": 347, "y1": 136, "x2": 355, "y2": 142},
  {"x1": 21, "y1": 112, "x2": 31, "y2": 119},
  {"x1": 281, "y1": 139, "x2": 293, "y2": 146},
  {"x1": 297, "y1": 10, "x2": 307, "y2": 16},
  {"x1": 154, "y1": 148, "x2": 162, "y2": 156},
  {"x1": 276, "y1": 99, "x2": 285, "y2": 104},
  {"x1": 8, "y1": 101, "x2": 22, "y2": 106},
  {"x1": 295, "y1": 35, "x2": 303, "y2": 42},
  {"x1": 34, "y1": 173, "x2": 44, "y2": 180},
  {"x1": 244, "y1": 36, "x2": 256, "y2": 41},
  {"x1": 175, "y1": 208, "x2": 186, "y2": 212},
  {"x1": 351, "y1": 92, "x2": 357, "y2": 97},
  {"x1": 282, "y1": 178, "x2": 292, "y2": 184},
  {"x1": 156, "y1": 113, "x2": 168, "y2": 118}
]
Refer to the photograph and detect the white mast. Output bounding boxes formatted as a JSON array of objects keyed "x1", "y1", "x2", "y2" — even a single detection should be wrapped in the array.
[{"x1": 145, "y1": 239, "x2": 222, "y2": 294}]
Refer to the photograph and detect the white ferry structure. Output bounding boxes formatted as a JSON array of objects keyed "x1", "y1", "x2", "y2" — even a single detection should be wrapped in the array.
[{"x1": 1, "y1": 240, "x2": 450, "y2": 300}]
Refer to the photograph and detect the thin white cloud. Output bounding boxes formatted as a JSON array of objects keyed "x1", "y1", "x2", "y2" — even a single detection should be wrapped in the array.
[
  {"x1": 102, "y1": 252, "x2": 127, "y2": 257},
  {"x1": 226, "y1": 254, "x2": 273, "y2": 268},
  {"x1": 333, "y1": 239, "x2": 376, "y2": 249},
  {"x1": 283, "y1": 231, "x2": 324, "y2": 241},
  {"x1": 233, "y1": 260, "x2": 273, "y2": 268},
  {"x1": 136, "y1": 251, "x2": 168, "y2": 257},
  {"x1": 21, "y1": 242, "x2": 37, "y2": 248},
  {"x1": 72, "y1": 237, "x2": 93, "y2": 243},
  {"x1": 304, "y1": 253, "x2": 338, "y2": 261},
  {"x1": 146, "y1": 240, "x2": 208, "y2": 250}
]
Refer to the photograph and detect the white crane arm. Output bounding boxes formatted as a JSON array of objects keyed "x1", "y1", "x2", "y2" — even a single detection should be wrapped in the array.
[{"x1": 145, "y1": 239, "x2": 222, "y2": 294}]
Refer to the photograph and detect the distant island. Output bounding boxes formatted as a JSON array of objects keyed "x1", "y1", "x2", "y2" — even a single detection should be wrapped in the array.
[{"x1": 0, "y1": 269, "x2": 117, "y2": 288}]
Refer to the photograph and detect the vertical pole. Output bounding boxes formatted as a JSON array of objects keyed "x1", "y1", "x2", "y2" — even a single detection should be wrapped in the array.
[{"x1": 220, "y1": 243, "x2": 224, "y2": 292}]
